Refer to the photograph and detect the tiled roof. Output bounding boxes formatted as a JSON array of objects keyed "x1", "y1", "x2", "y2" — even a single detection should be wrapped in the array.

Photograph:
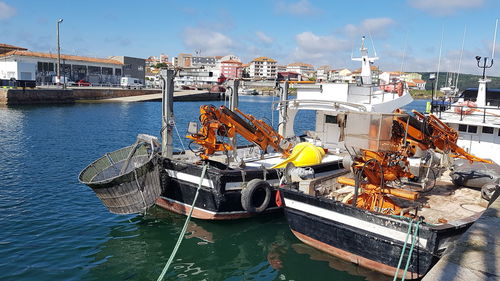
[
  {"x1": 252, "y1": 56, "x2": 277, "y2": 62},
  {"x1": 412, "y1": 79, "x2": 425, "y2": 83},
  {"x1": 288, "y1": 62, "x2": 313, "y2": 67},
  {"x1": 221, "y1": 59, "x2": 242, "y2": 64},
  {"x1": 0, "y1": 43, "x2": 27, "y2": 50},
  {"x1": 0, "y1": 50, "x2": 123, "y2": 65}
]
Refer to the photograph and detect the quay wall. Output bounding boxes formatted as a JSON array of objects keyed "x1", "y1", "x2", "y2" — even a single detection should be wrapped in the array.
[
  {"x1": 0, "y1": 88, "x2": 161, "y2": 105},
  {"x1": 0, "y1": 89, "x2": 75, "y2": 105}
]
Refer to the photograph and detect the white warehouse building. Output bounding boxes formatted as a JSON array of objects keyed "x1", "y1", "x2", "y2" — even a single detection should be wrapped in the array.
[{"x1": 0, "y1": 50, "x2": 124, "y2": 85}]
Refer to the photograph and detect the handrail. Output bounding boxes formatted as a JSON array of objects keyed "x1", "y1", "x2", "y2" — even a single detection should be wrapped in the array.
[{"x1": 272, "y1": 99, "x2": 369, "y2": 112}]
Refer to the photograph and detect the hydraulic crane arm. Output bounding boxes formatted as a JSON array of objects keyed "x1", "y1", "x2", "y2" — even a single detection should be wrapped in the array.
[
  {"x1": 393, "y1": 109, "x2": 492, "y2": 164},
  {"x1": 187, "y1": 105, "x2": 291, "y2": 160}
]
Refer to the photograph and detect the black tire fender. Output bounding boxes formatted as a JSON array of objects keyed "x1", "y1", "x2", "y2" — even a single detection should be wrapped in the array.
[{"x1": 241, "y1": 179, "x2": 271, "y2": 213}]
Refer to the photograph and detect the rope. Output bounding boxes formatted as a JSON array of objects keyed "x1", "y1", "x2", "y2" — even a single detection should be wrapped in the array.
[
  {"x1": 401, "y1": 220, "x2": 421, "y2": 281},
  {"x1": 156, "y1": 163, "x2": 209, "y2": 281},
  {"x1": 173, "y1": 122, "x2": 186, "y2": 151},
  {"x1": 393, "y1": 219, "x2": 414, "y2": 281},
  {"x1": 393, "y1": 219, "x2": 421, "y2": 281}
]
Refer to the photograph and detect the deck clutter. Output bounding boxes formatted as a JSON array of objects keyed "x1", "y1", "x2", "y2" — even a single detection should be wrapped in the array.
[{"x1": 78, "y1": 37, "x2": 499, "y2": 280}]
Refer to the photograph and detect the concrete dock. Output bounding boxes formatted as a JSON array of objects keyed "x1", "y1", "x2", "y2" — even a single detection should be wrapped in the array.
[
  {"x1": 422, "y1": 191, "x2": 499, "y2": 281},
  {"x1": 0, "y1": 88, "x2": 222, "y2": 105}
]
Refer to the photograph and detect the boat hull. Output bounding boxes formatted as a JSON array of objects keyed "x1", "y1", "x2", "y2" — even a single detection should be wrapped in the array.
[
  {"x1": 280, "y1": 188, "x2": 474, "y2": 279},
  {"x1": 157, "y1": 157, "x2": 343, "y2": 220}
]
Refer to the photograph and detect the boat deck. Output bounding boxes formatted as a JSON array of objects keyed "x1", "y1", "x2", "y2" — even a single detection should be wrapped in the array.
[
  {"x1": 421, "y1": 193, "x2": 500, "y2": 281},
  {"x1": 415, "y1": 179, "x2": 486, "y2": 225}
]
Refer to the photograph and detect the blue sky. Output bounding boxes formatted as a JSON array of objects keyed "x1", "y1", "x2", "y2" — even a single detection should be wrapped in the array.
[{"x1": 1, "y1": 0, "x2": 499, "y2": 75}]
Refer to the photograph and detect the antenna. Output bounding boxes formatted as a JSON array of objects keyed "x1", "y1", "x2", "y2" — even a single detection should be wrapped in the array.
[
  {"x1": 435, "y1": 26, "x2": 444, "y2": 94},
  {"x1": 400, "y1": 31, "x2": 408, "y2": 74},
  {"x1": 492, "y1": 18, "x2": 498, "y2": 60},
  {"x1": 455, "y1": 25, "x2": 466, "y2": 90},
  {"x1": 368, "y1": 31, "x2": 378, "y2": 57}
]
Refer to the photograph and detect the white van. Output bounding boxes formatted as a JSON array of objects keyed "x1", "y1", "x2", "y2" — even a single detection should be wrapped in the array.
[{"x1": 120, "y1": 77, "x2": 143, "y2": 89}]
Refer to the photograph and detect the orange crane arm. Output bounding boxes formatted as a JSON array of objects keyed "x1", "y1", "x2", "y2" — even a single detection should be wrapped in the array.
[{"x1": 187, "y1": 105, "x2": 290, "y2": 159}]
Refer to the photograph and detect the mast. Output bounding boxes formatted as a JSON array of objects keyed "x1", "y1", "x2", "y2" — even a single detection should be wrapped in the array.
[
  {"x1": 475, "y1": 19, "x2": 497, "y2": 107},
  {"x1": 228, "y1": 79, "x2": 239, "y2": 161},
  {"x1": 352, "y1": 36, "x2": 378, "y2": 85}
]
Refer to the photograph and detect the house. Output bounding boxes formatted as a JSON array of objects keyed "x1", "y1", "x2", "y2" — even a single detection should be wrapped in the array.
[
  {"x1": 329, "y1": 68, "x2": 353, "y2": 83},
  {"x1": 379, "y1": 71, "x2": 403, "y2": 85},
  {"x1": 316, "y1": 65, "x2": 331, "y2": 82},
  {"x1": 411, "y1": 79, "x2": 426, "y2": 90},
  {"x1": 286, "y1": 62, "x2": 314, "y2": 76},
  {"x1": 249, "y1": 57, "x2": 277, "y2": 79},
  {"x1": 219, "y1": 58, "x2": 242, "y2": 79}
]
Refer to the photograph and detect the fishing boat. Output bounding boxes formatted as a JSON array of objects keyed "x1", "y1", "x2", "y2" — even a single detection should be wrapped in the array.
[
  {"x1": 278, "y1": 110, "x2": 492, "y2": 279},
  {"x1": 79, "y1": 37, "x2": 413, "y2": 220},
  {"x1": 154, "y1": 37, "x2": 414, "y2": 220},
  {"x1": 431, "y1": 59, "x2": 500, "y2": 198}
]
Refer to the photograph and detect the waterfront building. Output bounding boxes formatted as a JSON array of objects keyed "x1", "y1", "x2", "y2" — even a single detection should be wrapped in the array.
[
  {"x1": 352, "y1": 65, "x2": 380, "y2": 84},
  {"x1": 316, "y1": 65, "x2": 331, "y2": 82},
  {"x1": 0, "y1": 49, "x2": 124, "y2": 85},
  {"x1": 411, "y1": 79, "x2": 426, "y2": 90},
  {"x1": 249, "y1": 57, "x2": 277, "y2": 79},
  {"x1": 400, "y1": 72, "x2": 422, "y2": 82},
  {"x1": 219, "y1": 58, "x2": 242, "y2": 79},
  {"x1": 108, "y1": 56, "x2": 146, "y2": 84},
  {"x1": 0, "y1": 43, "x2": 27, "y2": 55},
  {"x1": 286, "y1": 62, "x2": 314, "y2": 76},
  {"x1": 329, "y1": 68, "x2": 353, "y2": 83}
]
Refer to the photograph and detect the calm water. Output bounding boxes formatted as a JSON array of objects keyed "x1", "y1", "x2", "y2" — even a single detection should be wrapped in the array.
[{"x1": 0, "y1": 96, "x2": 427, "y2": 281}]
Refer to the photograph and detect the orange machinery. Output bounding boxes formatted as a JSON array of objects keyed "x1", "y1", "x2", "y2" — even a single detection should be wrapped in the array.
[
  {"x1": 339, "y1": 110, "x2": 491, "y2": 216},
  {"x1": 187, "y1": 105, "x2": 292, "y2": 160}
]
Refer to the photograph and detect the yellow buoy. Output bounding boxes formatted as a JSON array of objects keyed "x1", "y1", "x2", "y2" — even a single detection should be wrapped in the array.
[{"x1": 272, "y1": 142, "x2": 325, "y2": 169}]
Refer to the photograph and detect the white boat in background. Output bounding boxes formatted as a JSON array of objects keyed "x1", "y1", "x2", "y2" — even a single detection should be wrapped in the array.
[{"x1": 432, "y1": 66, "x2": 500, "y2": 165}]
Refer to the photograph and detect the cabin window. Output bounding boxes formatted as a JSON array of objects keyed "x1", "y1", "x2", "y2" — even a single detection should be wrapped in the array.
[
  {"x1": 468, "y1": 126, "x2": 477, "y2": 133},
  {"x1": 325, "y1": 115, "x2": 337, "y2": 124},
  {"x1": 482, "y1": 126, "x2": 494, "y2": 134},
  {"x1": 458, "y1": 124, "x2": 467, "y2": 132}
]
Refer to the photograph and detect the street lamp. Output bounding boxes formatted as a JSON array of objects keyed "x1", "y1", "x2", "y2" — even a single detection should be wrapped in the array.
[{"x1": 56, "y1": 18, "x2": 63, "y2": 86}]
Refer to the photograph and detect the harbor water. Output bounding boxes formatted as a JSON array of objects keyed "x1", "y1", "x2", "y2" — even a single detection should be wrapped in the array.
[{"x1": 0, "y1": 96, "x2": 427, "y2": 281}]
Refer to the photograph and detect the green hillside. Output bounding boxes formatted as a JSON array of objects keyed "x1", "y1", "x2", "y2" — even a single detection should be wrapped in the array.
[{"x1": 417, "y1": 72, "x2": 500, "y2": 90}]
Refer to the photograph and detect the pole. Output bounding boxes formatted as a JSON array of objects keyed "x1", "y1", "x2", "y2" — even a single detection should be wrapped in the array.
[
  {"x1": 161, "y1": 69, "x2": 175, "y2": 158},
  {"x1": 229, "y1": 79, "x2": 239, "y2": 161},
  {"x1": 278, "y1": 78, "x2": 289, "y2": 136},
  {"x1": 56, "y1": 19, "x2": 63, "y2": 86},
  {"x1": 431, "y1": 81, "x2": 435, "y2": 114}
]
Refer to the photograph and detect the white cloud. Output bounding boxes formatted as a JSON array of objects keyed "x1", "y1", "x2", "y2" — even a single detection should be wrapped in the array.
[
  {"x1": 183, "y1": 27, "x2": 234, "y2": 56},
  {"x1": 342, "y1": 18, "x2": 396, "y2": 38},
  {"x1": 276, "y1": 0, "x2": 319, "y2": 16},
  {"x1": 291, "y1": 32, "x2": 351, "y2": 65},
  {"x1": 408, "y1": 0, "x2": 485, "y2": 16},
  {"x1": 256, "y1": 31, "x2": 273, "y2": 44},
  {"x1": 0, "y1": 1, "x2": 16, "y2": 20}
]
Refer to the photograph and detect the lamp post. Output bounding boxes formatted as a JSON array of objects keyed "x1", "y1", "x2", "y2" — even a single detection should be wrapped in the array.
[
  {"x1": 475, "y1": 56, "x2": 493, "y2": 79},
  {"x1": 56, "y1": 18, "x2": 63, "y2": 86}
]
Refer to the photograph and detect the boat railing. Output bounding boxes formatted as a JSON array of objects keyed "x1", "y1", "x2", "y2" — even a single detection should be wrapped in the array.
[
  {"x1": 431, "y1": 99, "x2": 500, "y2": 123},
  {"x1": 273, "y1": 99, "x2": 368, "y2": 112}
]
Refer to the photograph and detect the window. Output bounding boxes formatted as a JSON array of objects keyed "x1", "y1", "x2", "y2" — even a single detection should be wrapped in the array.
[
  {"x1": 458, "y1": 124, "x2": 467, "y2": 132},
  {"x1": 482, "y1": 126, "x2": 494, "y2": 134},
  {"x1": 325, "y1": 115, "x2": 337, "y2": 124},
  {"x1": 468, "y1": 126, "x2": 477, "y2": 133}
]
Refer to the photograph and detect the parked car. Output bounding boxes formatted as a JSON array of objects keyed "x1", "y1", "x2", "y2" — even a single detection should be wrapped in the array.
[{"x1": 75, "y1": 80, "x2": 92, "y2": 87}]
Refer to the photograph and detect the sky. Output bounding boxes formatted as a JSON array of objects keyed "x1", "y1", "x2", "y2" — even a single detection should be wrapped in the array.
[{"x1": 1, "y1": 0, "x2": 500, "y2": 76}]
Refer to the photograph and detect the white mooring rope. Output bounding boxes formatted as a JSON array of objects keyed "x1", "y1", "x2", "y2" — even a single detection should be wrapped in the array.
[{"x1": 156, "y1": 163, "x2": 208, "y2": 281}]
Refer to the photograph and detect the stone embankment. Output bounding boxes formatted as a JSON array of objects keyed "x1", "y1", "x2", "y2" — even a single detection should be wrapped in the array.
[{"x1": 0, "y1": 88, "x2": 220, "y2": 105}]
